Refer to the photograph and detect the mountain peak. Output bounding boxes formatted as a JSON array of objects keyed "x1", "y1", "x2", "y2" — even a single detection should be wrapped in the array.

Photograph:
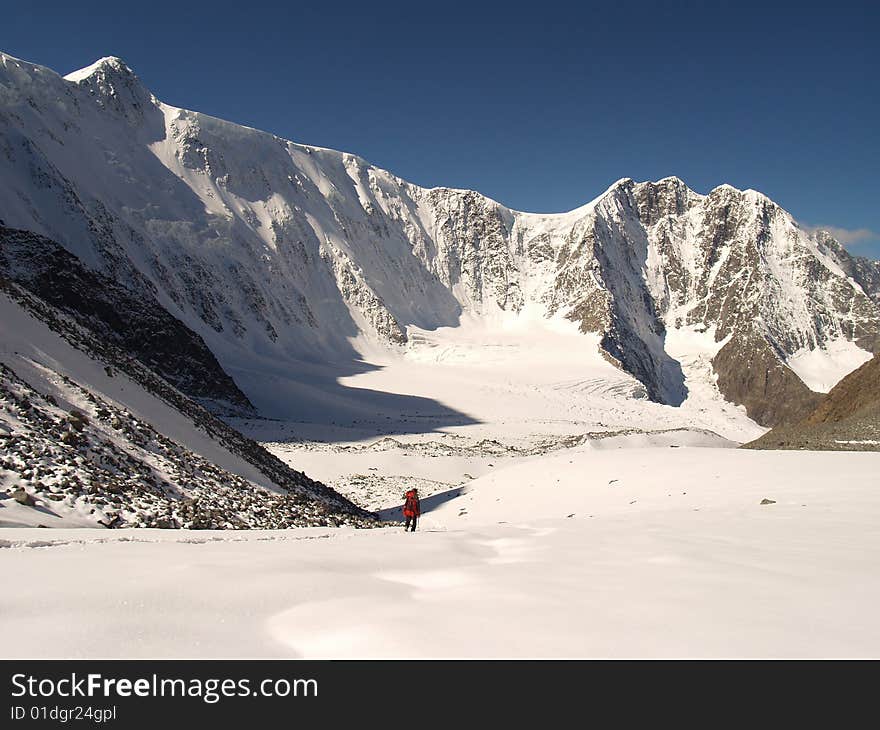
[
  {"x1": 652, "y1": 176, "x2": 695, "y2": 193},
  {"x1": 64, "y1": 56, "x2": 136, "y2": 83},
  {"x1": 709, "y1": 182, "x2": 741, "y2": 195},
  {"x1": 63, "y1": 55, "x2": 156, "y2": 128},
  {"x1": 607, "y1": 177, "x2": 635, "y2": 191}
]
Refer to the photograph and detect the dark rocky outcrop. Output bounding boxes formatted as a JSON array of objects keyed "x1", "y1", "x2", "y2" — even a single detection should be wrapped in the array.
[
  {"x1": 712, "y1": 329, "x2": 822, "y2": 427},
  {"x1": 744, "y1": 354, "x2": 880, "y2": 451},
  {"x1": 0, "y1": 225, "x2": 254, "y2": 415}
]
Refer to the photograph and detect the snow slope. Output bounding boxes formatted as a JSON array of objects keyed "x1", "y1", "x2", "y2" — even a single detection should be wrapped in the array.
[
  {"x1": 2, "y1": 445, "x2": 878, "y2": 658},
  {"x1": 0, "y1": 293, "x2": 273, "y2": 487},
  {"x1": 786, "y1": 339, "x2": 873, "y2": 393}
]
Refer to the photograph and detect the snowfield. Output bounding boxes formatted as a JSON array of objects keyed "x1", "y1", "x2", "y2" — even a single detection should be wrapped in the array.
[
  {"x1": 2, "y1": 445, "x2": 879, "y2": 658},
  {"x1": 247, "y1": 313, "x2": 758, "y2": 513}
]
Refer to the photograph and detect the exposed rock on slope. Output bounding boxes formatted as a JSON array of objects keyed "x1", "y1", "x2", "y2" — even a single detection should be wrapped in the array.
[
  {"x1": 0, "y1": 363, "x2": 370, "y2": 528},
  {"x1": 744, "y1": 354, "x2": 880, "y2": 451},
  {"x1": 804, "y1": 354, "x2": 880, "y2": 426},
  {"x1": 712, "y1": 328, "x2": 823, "y2": 427},
  {"x1": 0, "y1": 284, "x2": 377, "y2": 528}
]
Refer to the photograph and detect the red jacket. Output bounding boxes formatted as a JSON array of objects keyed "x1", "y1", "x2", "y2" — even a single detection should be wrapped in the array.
[{"x1": 403, "y1": 489, "x2": 421, "y2": 517}]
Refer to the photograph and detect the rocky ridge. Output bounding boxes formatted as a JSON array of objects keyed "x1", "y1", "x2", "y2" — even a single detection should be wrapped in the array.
[{"x1": 0, "y1": 363, "x2": 373, "y2": 528}]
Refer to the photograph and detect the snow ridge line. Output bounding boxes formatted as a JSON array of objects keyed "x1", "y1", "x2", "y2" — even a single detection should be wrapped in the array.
[{"x1": 269, "y1": 427, "x2": 731, "y2": 457}]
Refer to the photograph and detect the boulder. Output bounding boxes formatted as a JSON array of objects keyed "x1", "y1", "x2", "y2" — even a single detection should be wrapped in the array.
[{"x1": 12, "y1": 488, "x2": 36, "y2": 507}]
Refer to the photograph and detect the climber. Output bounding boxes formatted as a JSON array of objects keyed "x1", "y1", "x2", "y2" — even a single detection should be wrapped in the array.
[{"x1": 403, "y1": 488, "x2": 421, "y2": 532}]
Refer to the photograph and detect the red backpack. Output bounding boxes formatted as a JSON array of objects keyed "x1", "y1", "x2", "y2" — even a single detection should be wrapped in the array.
[{"x1": 403, "y1": 490, "x2": 420, "y2": 517}]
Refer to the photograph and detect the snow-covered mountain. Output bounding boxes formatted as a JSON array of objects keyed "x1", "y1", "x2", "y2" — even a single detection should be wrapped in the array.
[{"x1": 1, "y1": 51, "x2": 878, "y2": 427}]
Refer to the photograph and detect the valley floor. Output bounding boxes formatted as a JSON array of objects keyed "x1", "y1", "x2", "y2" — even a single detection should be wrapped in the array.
[
  {"x1": 2, "y1": 446, "x2": 879, "y2": 658},
  {"x1": 235, "y1": 315, "x2": 765, "y2": 513}
]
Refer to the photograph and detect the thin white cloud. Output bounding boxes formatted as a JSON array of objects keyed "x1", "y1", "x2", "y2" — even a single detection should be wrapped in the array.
[{"x1": 805, "y1": 224, "x2": 879, "y2": 248}]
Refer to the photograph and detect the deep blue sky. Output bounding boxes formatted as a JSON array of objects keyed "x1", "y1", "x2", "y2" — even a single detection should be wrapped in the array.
[{"x1": 4, "y1": 0, "x2": 879, "y2": 257}]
